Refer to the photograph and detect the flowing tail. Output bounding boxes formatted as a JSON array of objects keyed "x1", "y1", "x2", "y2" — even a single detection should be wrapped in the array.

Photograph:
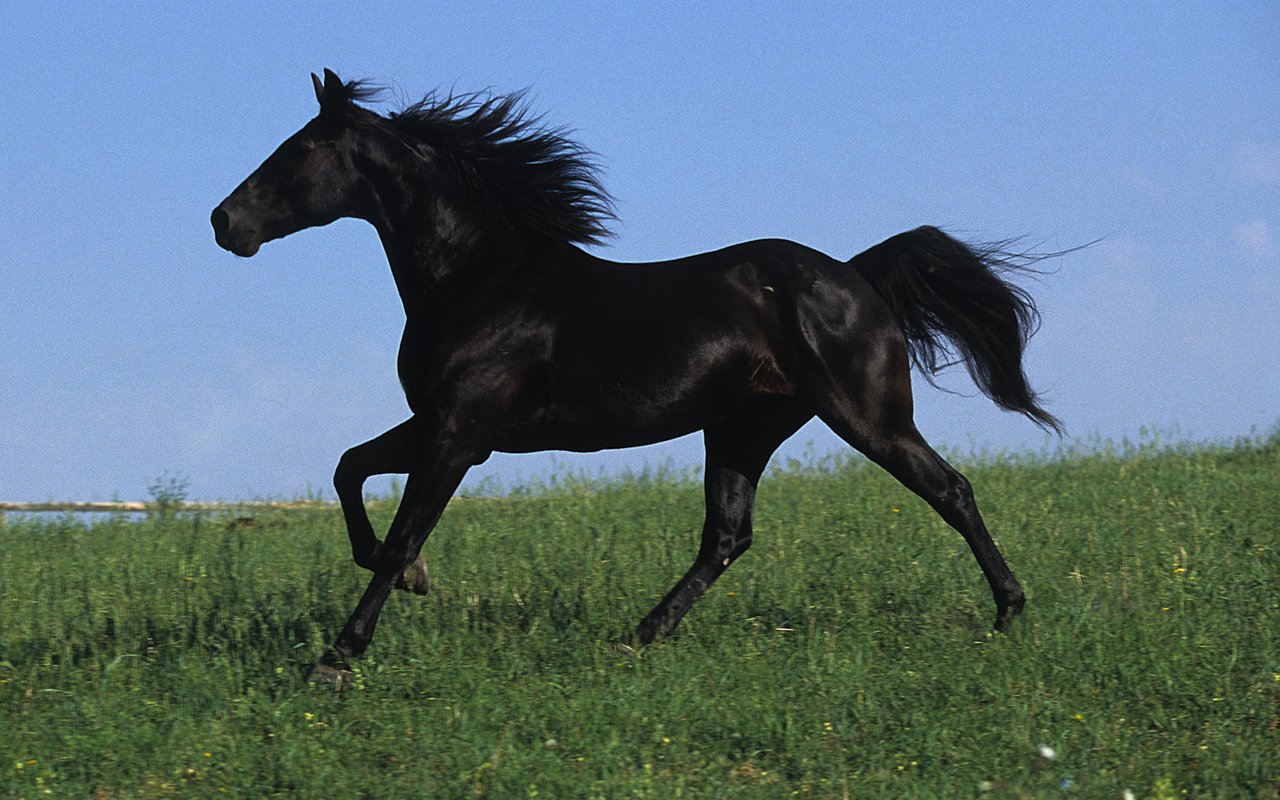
[{"x1": 849, "y1": 226, "x2": 1062, "y2": 433}]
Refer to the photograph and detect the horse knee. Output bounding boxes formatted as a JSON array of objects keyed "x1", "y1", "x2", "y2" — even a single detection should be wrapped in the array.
[
  {"x1": 333, "y1": 450, "x2": 364, "y2": 495},
  {"x1": 376, "y1": 537, "x2": 424, "y2": 574}
]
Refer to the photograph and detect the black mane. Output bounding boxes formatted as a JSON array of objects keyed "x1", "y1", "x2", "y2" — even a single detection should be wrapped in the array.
[{"x1": 335, "y1": 79, "x2": 616, "y2": 246}]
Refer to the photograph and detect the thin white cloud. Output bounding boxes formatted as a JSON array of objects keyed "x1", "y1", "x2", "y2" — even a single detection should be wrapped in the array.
[
  {"x1": 1234, "y1": 218, "x2": 1277, "y2": 262},
  {"x1": 1234, "y1": 143, "x2": 1280, "y2": 186}
]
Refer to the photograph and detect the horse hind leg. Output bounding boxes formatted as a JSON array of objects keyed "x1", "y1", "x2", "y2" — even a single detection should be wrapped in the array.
[
  {"x1": 807, "y1": 353, "x2": 1025, "y2": 630},
  {"x1": 630, "y1": 399, "x2": 808, "y2": 646},
  {"x1": 892, "y1": 433, "x2": 1026, "y2": 630}
]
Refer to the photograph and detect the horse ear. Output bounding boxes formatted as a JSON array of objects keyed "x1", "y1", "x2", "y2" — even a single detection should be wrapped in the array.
[
  {"x1": 314, "y1": 69, "x2": 347, "y2": 116},
  {"x1": 323, "y1": 68, "x2": 344, "y2": 98}
]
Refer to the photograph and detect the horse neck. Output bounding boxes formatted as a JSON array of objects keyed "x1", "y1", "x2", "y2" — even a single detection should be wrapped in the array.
[
  {"x1": 353, "y1": 133, "x2": 538, "y2": 316},
  {"x1": 358, "y1": 161, "x2": 480, "y2": 313},
  {"x1": 374, "y1": 225, "x2": 432, "y2": 314},
  {"x1": 373, "y1": 201, "x2": 530, "y2": 318}
]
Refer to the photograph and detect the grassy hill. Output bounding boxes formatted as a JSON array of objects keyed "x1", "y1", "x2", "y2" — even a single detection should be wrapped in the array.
[{"x1": 3, "y1": 436, "x2": 1277, "y2": 798}]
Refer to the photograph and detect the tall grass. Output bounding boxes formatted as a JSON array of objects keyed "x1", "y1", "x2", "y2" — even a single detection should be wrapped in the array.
[{"x1": 2, "y1": 437, "x2": 1277, "y2": 798}]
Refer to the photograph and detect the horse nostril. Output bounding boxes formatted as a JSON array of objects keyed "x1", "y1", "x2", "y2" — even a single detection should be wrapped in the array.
[
  {"x1": 210, "y1": 203, "x2": 261, "y2": 257},
  {"x1": 211, "y1": 206, "x2": 231, "y2": 238}
]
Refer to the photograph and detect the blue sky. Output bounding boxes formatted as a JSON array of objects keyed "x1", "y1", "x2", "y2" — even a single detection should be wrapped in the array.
[{"x1": 2, "y1": 3, "x2": 1276, "y2": 501}]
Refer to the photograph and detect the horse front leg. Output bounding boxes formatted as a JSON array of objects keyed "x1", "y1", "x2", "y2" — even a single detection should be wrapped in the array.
[
  {"x1": 333, "y1": 417, "x2": 430, "y2": 593},
  {"x1": 313, "y1": 446, "x2": 475, "y2": 687}
]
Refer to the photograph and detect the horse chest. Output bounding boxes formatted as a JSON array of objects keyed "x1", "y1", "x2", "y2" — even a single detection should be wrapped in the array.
[{"x1": 395, "y1": 318, "x2": 550, "y2": 418}]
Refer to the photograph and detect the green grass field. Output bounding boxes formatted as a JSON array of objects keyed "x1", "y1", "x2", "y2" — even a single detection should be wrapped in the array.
[{"x1": 2, "y1": 436, "x2": 1278, "y2": 798}]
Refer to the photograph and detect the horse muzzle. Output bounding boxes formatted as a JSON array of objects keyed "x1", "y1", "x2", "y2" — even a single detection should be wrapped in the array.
[{"x1": 211, "y1": 204, "x2": 262, "y2": 258}]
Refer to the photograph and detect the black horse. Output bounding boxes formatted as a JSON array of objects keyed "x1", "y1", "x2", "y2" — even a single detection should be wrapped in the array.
[{"x1": 212, "y1": 70, "x2": 1060, "y2": 685}]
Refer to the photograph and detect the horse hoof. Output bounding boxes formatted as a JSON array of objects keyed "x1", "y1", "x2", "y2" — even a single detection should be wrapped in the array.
[
  {"x1": 994, "y1": 598, "x2": 1026, "y2": 633},
  {"x1": 395, "y1": 558, "x2": 430, "y2": 595},
  {"x1": 308, "y1": 656, "x2": 354, "y2": 691}
]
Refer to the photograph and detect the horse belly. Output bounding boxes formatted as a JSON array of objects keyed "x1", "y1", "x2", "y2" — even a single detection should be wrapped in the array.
[{"x1": 493, "y1": 348, "x2": 787, "y2": 453}]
